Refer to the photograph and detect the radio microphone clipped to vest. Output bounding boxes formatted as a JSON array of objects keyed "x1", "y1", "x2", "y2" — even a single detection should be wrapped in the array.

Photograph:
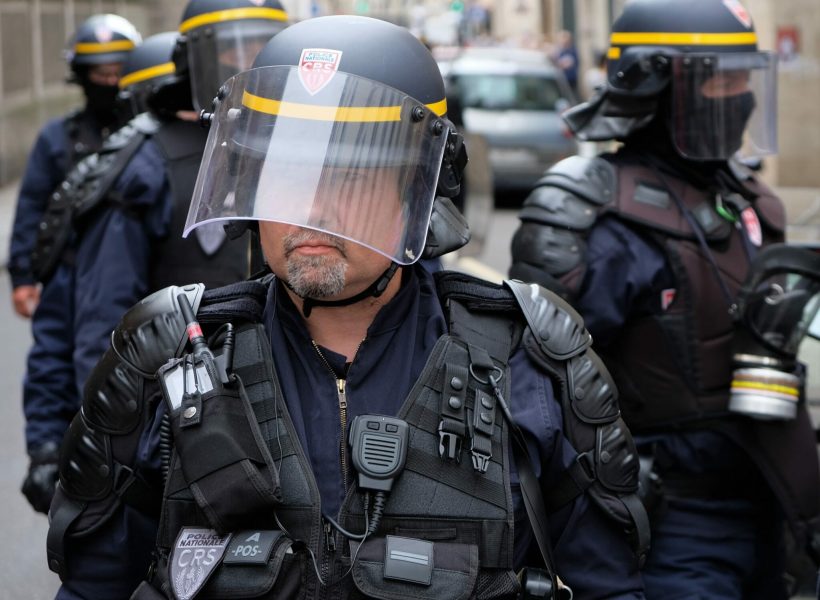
[{"x1": 349, "y1": 415, "x2": 409, "y2": 535}]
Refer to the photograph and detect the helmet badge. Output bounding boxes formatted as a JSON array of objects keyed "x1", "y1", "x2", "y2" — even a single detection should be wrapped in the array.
[
  {"x1": 298, "y1": 48, "x2": 343, "y2": 95},
  {"x1": 248, "y1": 0, "x2": 266, "y2": 5},
  {"x1": 722, "y1": 0, "x2": 753, "y2": 28},
  {"x1": 95, "y1": 25, "x2": 113, "y2": 43}
]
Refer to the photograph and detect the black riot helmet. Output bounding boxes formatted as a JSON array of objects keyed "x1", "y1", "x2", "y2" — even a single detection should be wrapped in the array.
[
  {"x1": 66, "y1": 14, "x2": 142, "y2": 82},
  {"x1": 178, "y1": 0, "x2": 289, "y2": 111},
  {"x1": 564, "y1": 0, "x2": 777, "y2": 161},
  {"x1": 118, "y1": 32, "x2": 180, "y2": 116},
  {"x1": 185, "y1": 15, "x2": 469, "y2": 267}
]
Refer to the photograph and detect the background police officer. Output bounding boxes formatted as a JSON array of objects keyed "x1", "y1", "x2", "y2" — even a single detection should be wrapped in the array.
[
  {"x1": 70, "y1": 0, "x2": 288, "y2": 391},
  {"x1": 7, "y1": 14, "x2": 141, "y2": 319},
  {"x1": 510, "y1": 0, "x2": 820, "y2": 596},
  {"x1": 47, "y1": 15, "x2": 646, "y2": 600},
  {"x1": 16, "y1": 14, "x2": 142, "y2": 515}
]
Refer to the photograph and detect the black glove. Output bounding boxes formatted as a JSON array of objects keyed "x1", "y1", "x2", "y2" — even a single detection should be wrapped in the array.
[{"x1": 21, "y1": 441, "x2": 60, "y2": 514}]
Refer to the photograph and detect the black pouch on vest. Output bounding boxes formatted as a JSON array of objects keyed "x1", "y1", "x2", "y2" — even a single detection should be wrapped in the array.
[
  {"x1": 350, "y1": 536, "x2": 485, "y2": 600},
  {"x1": 198, "y1": 532, "x2": 303, "y2": 599},
  {"x1": 145, "y1": 530, "x2": 303, "y2": 600},
  {"x1": 158, "y1": 353, "x2": 281, "y2": 533}
]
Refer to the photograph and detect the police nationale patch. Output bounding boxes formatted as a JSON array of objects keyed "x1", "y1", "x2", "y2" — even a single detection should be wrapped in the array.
[
  {"x1": 661, "y1": 288, "x2": 677, "y2": 311},
  {"x1": 170, "y1": 528, "x2": 231, "y2": 600},
  {"x1": 741, "y1": 206, "x2": 762, "y2": 246},
  {"x1": 298, "y1": 48, "x2": 343, "y2": 95},
  {"x1": 722, "y1": 0, "x2": 753, "y2": 28}
]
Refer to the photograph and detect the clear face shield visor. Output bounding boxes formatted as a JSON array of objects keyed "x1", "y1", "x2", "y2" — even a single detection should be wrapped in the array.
[
  {"x1": 185, "y1": 19, "x2": 287, "y2": 111},
  {"x1": 184, "y1": 66, "x2": 449, "y2": 265},
  {"x1": 669, "y1": 51, "x2": 777, "y2": 160}
]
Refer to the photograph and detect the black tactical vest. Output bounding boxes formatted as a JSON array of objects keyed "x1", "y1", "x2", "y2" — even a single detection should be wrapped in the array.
[
  {"x1": 49, "y1": 275, "x2": 647, "y2": 598},
  {"x1": 600, "y1": 160, "x2": 786, "y2": 431},
  {"x1": 149, "y1": 120, "x2": 250, "y2": 290},
  {"x1": 145, "y1": 315, "x2": 520, "y2": 600}
]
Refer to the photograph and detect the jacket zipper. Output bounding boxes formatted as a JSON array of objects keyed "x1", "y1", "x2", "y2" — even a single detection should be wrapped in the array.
[{"x1": 311, "y1": 340, "x2": 362, "y2": 492}]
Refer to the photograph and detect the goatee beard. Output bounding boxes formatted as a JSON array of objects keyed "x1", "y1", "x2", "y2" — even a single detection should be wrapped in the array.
[{"x1": 283, "y1": 230, "x2": 348, "y2": 298}]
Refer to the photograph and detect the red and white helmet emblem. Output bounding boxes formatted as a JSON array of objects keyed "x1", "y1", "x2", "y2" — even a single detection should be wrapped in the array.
[
  {"x1": 722, "y1": 0, "x2": 753, "y2": 29},
  {"x1": 741, "y1": 207, "x2": 762, "y2": 246},
  {"x1": 95, "y1": 25, "x2": 114, "y2": 43},
  {"x1": 298, "y1": 48, "x2": 343, "y2": 95}
]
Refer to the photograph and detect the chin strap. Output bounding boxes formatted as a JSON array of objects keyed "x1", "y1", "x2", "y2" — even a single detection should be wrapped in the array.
[{"x1": 286, "y1": 263, "x2": 400, "y2": 318}]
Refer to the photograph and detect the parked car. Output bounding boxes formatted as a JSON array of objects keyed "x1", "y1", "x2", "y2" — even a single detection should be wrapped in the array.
[{"x1": 440, "y1": 47, "x2": 578, "y2": 194}]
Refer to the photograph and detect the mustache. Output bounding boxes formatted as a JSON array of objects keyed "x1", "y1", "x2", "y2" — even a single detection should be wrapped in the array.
[{"x1": 283, "y1": 230, "x2": 347, "y2": 256}]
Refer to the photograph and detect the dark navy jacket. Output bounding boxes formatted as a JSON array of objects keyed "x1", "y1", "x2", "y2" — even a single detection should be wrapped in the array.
[
  {"x1": 8, "y1": 109, "x2": 107, "y2": 288},
  {"x1": 55, "y1": 266, "x2": 645, "y2": 599},
  {"x1": 18, "y1": 111, "x2": 112, "y2": 452},
  {"x1": 23, "y1": 138, "x2": 169, "y2": 452},
  {"x1": 72, "y1": 137, "x2": 170, "y2": 388},
  {"x1": 9, "y1": 117, "x2": 71, "y2": 288}
]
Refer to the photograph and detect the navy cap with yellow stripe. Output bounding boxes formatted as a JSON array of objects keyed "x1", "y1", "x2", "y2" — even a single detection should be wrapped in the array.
[
  {"x1": 69, "y1": 14, "x2": 142, "y2": 69},
  {"x1": 179, "y1": 0, "x2": 288, "y2": 34},
  {"x1": 606, "y1": 0, "x2": 759, "y2": 94}
]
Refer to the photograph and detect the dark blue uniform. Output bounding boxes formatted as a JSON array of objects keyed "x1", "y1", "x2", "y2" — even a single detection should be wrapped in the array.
[
  {"x1": 575, "y1": 216, "x2": 785, "y2": 599},
  {"x1": 72, "y1": 138, "x2": 170, "y2": 388},
  {"x1": 55, "y1": 266, "x2": 645, "y2": 600},
  {"x1": 16, "y1": 112, "x2": 108, "y2": 452},
  {"x1": 9, "y1": 110, "x2": 108, "y2": 289}
]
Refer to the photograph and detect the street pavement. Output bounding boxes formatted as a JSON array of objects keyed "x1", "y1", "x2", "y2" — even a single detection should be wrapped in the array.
[{"x1": 0, "y1": 181, "x2": 61, "y2": 599}]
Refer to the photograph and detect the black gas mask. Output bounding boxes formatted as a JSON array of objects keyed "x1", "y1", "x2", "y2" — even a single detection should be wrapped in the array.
[{"x1": 729, "y1": 244, "x2": 820, "y2": 420}]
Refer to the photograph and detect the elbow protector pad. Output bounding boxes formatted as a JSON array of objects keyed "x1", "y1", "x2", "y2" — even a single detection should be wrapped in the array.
[
  {"x1": 82, "y1": 284, "x2": 205, "y2": 435},
  {"x1": 56, "y1": 284, "x2": 205, "y2": 524}
]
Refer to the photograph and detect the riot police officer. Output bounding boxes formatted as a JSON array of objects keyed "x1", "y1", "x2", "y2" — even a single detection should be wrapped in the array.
[
  {"x1": 8, "y1": 14, "x2": 141, "y2": 318},
  {"x1": 509, "y1": 0, "x2": 820, "y2": 596},
  {"x1": 47, "y1": 16, "x2": 647, "y2": 600}
]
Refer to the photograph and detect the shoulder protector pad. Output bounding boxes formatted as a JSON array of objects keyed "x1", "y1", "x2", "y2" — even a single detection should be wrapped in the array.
[
  {"x1": 83, "y1": 284, "x2": 204, "y2": 434},
  {"x1": 72, "y1": 119, "x2": 152, "y2": 220},
  {"x1": 519, "y1": 155, "x2": 616, "y2": 229},
  {"x1": 504, "y1": 279, "x2": 591, "y2": 360}
]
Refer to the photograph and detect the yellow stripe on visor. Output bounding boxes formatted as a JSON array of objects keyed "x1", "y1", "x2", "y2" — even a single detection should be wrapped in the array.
[
  {"x1": 74, "y1": 40, "x2": 137, "y2": 54},
  {"x1": 118, "y1": 62, "x2": 176, "y2": 89},
  {"x1": 241, "y1": 90, "x2": 447, "y2": 122},
  {"x1": 179, "y1": 7, "x2": 288, "y2": 33},
  {"x1": 610, "y1": 32, "x2": 758, "y2": 46}
]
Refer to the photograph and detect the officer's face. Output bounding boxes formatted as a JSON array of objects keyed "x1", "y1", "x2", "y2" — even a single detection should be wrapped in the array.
[
  {"x1": 259, "y1": 221, "x2": 394, "y2": 301},
  {"x1": 87, "y1": 62, "x2": 122, "y2": 86},
  {"x1": 258, "y1": 166, "x2": 403, "y2": 300},
  {"x1": 700, "y1": 70, "x2": 750, "y2": 98}
]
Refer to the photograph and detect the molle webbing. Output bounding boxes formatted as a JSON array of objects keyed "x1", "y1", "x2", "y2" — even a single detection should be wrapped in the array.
[{"x1": 341, "y1": 335, "x2": 516, "y2": 571}]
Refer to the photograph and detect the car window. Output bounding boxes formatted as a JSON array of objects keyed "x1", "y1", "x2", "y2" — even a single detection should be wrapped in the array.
[{"x1": 458, "y1": 74, "x2": 564, "y2": 111}]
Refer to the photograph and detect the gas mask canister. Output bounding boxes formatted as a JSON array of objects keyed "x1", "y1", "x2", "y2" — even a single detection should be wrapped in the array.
[{"x1": 729, "y1": 244, "x2": 820, "y2": 420}]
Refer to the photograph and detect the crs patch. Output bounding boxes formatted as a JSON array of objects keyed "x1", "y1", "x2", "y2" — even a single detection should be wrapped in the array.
[
  {"x1": 298, "y1": 48, "x2": 343, "y2": 95},
  {"x1": 722, "y1": 0, "x2": 753, "y2": 28},
  {"x1": 170, "y1": 528, "x2": 231, "y2": 600}
]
